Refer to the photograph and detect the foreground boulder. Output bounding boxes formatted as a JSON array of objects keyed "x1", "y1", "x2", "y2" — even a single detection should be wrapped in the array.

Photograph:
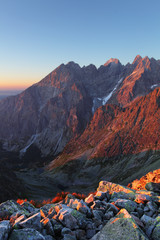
[
  {"x1": 98, "y1": 181, "x2": 135, "y2": 196},
  {"x1": 91, "y1": 209, "x2": 149, "y2": 240}
]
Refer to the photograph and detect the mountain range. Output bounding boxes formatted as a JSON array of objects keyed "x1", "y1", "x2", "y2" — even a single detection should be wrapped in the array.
[{"x1": 0, "y1": 55, "x2": 160, "y2": 201}]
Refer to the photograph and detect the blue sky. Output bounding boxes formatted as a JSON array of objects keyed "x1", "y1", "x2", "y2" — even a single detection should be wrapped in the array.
[{"x1": 0, "y1": 0, "x2": 160, "y2": 89}]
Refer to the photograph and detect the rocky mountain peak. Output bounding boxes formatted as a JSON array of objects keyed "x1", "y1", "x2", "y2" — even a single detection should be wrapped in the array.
[
  {"x1": 66, "y1": 61, "x2": 81, "y2": 70},
  {"x1": 132, "y1": 55, "x2": 142, "y2": 65},
  {"x1": 142, "y1": 56, "x2": 151, "y2": 70},
  {"x1": 104, "y1": 58, "x2": 121, "y2": 67}
]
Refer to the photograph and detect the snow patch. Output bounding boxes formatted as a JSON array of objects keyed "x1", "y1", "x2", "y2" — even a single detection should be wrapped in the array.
[
  {"x1": 102, "y1": 77, "x2": 123, "y2": 105},
  {"x1": 20, "y1": 133, "x2": 39, "y2": 155},
  {"x1": 92, "y1": 99, "x2": 96, "y2": 114},
  {"x1": 92, "y1": 78, "x2": 123, "y2": 114},
  {"x1": 151, "y1": 84, "x2": 158, "y2": 89}
]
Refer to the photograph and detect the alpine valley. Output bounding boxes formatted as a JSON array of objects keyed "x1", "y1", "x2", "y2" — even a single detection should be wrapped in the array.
[{"x1": 0, "y1": 55, "x2": 160, "y2": 202}]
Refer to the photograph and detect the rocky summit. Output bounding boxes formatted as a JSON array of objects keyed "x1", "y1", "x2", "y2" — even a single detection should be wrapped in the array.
[{"x1": 0, "y1": 180, "x2": 160, "y2": 240}]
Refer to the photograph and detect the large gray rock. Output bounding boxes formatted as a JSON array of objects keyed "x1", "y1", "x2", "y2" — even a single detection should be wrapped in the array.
[
  {"x1": 70, "y1": 209, "x2": 88, "y2": 229},
  {"x1": 19, "y1": 212, "x2": 42, "y2": 231},
  {"x1": 9, "y1": 228, "x2": 45, "y2": 240},
  {"x1": 91, "y1": 209, "x2": 148, "y2": 240},
  {"x1": 41, "y1": 217, "x2": 55, "y2": 236},
  {"x1": 57, "y1": 206, "x2": 78, "y2": 230},
  {"x1": 0, "y1": 220, "x2": 11, "y2": 240}
]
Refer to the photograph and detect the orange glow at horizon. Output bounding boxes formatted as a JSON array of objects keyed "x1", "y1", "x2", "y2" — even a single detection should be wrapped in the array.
[{"x1": 0, "y1": 76, "x2": 39, "y2": 90}]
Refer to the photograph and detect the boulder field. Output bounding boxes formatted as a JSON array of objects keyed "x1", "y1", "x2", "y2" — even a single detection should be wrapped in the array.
[{"x1": 0, "y1": 181, "x2": 160, "y2": 240}]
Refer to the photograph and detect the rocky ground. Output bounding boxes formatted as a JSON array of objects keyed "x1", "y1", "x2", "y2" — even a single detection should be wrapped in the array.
[{"x1": 0, "y1": 181, "x2": 160, "y2": 240}]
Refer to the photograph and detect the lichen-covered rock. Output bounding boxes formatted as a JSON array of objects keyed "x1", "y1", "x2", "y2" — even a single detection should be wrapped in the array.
[
  {"x1": 0, "y1": 200, "x2": 29, "y2": 218},
  {"x1": 114, "y1": 199, "x2": 137, "y2": 212},
  {"x1": 91, "y1": 209, "x2": 149, "y2": 240},
  {"x1": 9, "y1": 228, "x2": 45, "y2": 240},
  {"x1": 0, "y1": 220, "x2": 11, "y2": 240},
  {"x1": 70, "y1": 209, "x2": 88, "y2": 229},
  {"x1": 58, "y1": 209, "x2": 78, "y2": 230},
  {"x1": 111, "y1": 191, "x2": 135, "y2": 201},
  {"x1": 21, "y1": 201, "x2": 37, "y2": 213}
]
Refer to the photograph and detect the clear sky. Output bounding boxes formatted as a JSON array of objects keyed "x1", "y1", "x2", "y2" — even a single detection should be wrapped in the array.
[{"x1": 1, "y1": 0, "x2": 160, "y2": 90}]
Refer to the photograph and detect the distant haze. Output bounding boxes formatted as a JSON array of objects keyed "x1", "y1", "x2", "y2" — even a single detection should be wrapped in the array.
[{"x1": 0, "y1": 89, "x2": 24, "y2": 100}]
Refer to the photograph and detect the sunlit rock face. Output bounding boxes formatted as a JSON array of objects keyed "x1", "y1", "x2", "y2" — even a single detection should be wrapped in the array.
[
  {"x1": 0, "y1": 56, "x2": 160, "y2": 157},
  {"x1": 49, "y1": 87, "x2": 160, "y2": 169}
]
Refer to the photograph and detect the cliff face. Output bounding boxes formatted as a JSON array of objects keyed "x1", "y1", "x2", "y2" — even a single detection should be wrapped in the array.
[{"x1": 48, "y1": 87, "x2": 160, "y2": 169}]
